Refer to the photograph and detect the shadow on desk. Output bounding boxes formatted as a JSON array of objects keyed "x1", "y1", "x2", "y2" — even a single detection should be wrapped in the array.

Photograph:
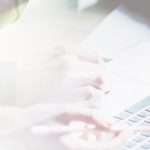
[{"x1": 121, "y1": 0, "x2": 150, "y2": 26}]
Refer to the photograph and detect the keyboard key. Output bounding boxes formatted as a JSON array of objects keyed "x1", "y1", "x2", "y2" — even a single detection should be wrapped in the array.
[
  {"x1": 145, "y1": 107, "x2": 150, "y2": 112},
  {"x1": 126, "y1": 97, "x2": 150, "y2": 114},
  {"x1": 124, "y1": 140, "x2": 137, "y2": 149},
  {"x1": 125, "y1": 119, "x2": 137, "y2": 126},
  {"x1": 141, "y1": 132, "x2": 150, "y2": 137},
  {"x1": 128, "y1": 115, "x2": 142, "y2": 123},
  {"x1": 132, "y1": 135, "x2": 147, "y2": 143},
  {"x1": 140, "y1": 121, "x2": 150, "y2": 127},
  {"x1": 144, "y1": 117, "x2": 150, "y2": 123},
  {"x1": 125, "y1": 110, "x2": 134, "y2": 114},
  {"x1": 123, "y1": 135, "x2": 146, "y2": 149},
  {"x1": 140, "y1": 143, "x2": 150, "y2": 150},
  {"x1": 115, "y1": 111, "x2": 132, "y2": 120},
  {"x1": 143, "y1": 121, "x2": 150, "y2": 126},
  {"x1": 113, "y1": 116, "x2": 124, "y2": 121},
  {"x1": 137, "y1": 110, "x2": 150, "y2": 118}
]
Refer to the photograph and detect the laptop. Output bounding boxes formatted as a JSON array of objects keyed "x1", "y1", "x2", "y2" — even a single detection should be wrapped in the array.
[{"x1": 79, "y1": 0, "x2": 150, "y2": 149}]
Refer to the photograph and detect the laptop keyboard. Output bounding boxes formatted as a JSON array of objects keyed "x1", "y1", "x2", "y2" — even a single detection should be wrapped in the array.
[{"x1": 113, "y1": 97, "x2": 150, "y2": 150}]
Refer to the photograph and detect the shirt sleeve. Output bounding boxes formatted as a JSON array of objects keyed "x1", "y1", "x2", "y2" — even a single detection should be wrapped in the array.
[{"x1": 0, "y1": 0, "x2": 28, "y2": 26}]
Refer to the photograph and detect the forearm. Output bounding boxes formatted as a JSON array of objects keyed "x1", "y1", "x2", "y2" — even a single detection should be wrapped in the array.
[{"x1": 22, "y1": 103, "x2": 95, "y2": 128}]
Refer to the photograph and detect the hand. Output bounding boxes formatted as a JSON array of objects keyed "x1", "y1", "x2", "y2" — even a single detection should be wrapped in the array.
[
  {"x1": 30, "y1": 105, "x2": 131, "y2": 150},
  {"x1": 61, "y1": 128, "x2": 130, "y2": 150},
  {"x1": 50, "y1": 53, "x2": 111, "y2": 107},
  {"x1": 55, "y1": 107, "x2": 111, "y2": 131},
  {"x1": 56, "y1": 110, "x2": 131, "y2": 150}
]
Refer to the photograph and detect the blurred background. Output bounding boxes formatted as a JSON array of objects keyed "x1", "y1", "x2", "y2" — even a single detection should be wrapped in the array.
[
  {"x1": 0, "y1": 0, "x2": 120, "y2": 106},
  {"x1": 0, "y1": 0, "x2": 119, "y2": 49}
]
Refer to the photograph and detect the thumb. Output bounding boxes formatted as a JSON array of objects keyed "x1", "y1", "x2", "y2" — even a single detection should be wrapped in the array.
[{"x1": 105, "y1": 130, "x2": 133, "y2": 150}]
